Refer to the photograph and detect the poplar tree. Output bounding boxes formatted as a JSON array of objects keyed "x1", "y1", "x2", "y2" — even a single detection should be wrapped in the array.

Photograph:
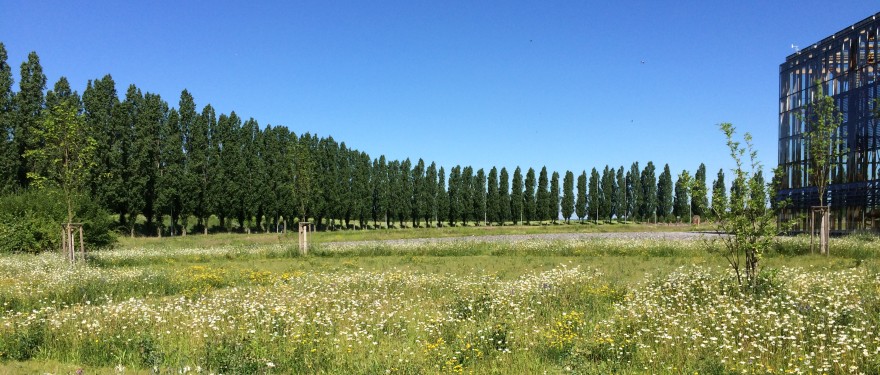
[
  {"x1": 576, "y1": 171, "x2": 587, "y2": 222},
  {"x1": 692, "y1": 163, "x2": 708, "y2": 219},
  {"x1": 460, "y1": 166, "x2": 473, "y2": 225},
  {"x1": 13, "y1": 51, "x2": 46, "y2": 188},
  {"x1": 487, "y1": 167, "x2": 499, "y2": 224},
  {"x1": 524, "y1": 167, "x2": 536, "y2": 224},
  {"x1": 177, "y1": 91, "x2": 202, "y2": 233},
  {"x1": 112, "y1": 85, "x2": 142, "y2": 235},
  {"x1": 640, "y1": 162, "x2": 657, "y2": 222},
  {"x1": 498, "y1": 167, "x2": 510, "y2": 225},
  {"x1": 375, "y1": 155, "x2": 389, "y2": 227},
  {"x1": 536, "y1": 167, "x2": 550, "y2": 222},
  {"x1": 448, "y1": 165, "x2": 461, "y2": 226},
  {"x1": 628, "y1": 162, "x2": 642, "y2": 221},
  {"x1": 511, "y1": 167, "x2": 523, "y2": 224},
  {"x1": 0, "y1": 43, "x2": 17, "y2": 192},
  {"x1": 157, "y1": 108, "x2": 183, "y2": 235},
  {"x1": 657, "y1": 164, "x2": 674, "y2": 222},
  {"x1": 135, "y1": 93, "x2": 166, "y2": 234},
  {"x1": 615, "y1": 166, "x2": 625, "y2": 222},
  {"x1": 192, "y1": 103, "x2": 215, "y2": 233},
  {"x1": 437, "y1": 166, "x2": 447, "y2": 227},
  {"x1": 399, "y1": 158, "x2": 413, "y2": 228},
  {"x1": 425, "y1": 162, "x2": 438, "y2": 227},
  {"x1": 588, "y1": 168, "x2": 600, "y2": 223},
  {"x1": 82, "y1": 75, "x2": 118, "y2": 209},
  {"x1": 562, "y1": 171, "x2": 574, "y2": 223},
  {"x1": 550, "y1": 171, "x2": 560, "y2": 224},
  {"x1": 673, "y1": 170, "x2": 691, "y2": 221},
  {"x1": 711, "y1": 169, "x2": 727, "y2": 220},
  {"x1": 352, "y1": 151, "x2": 371, "y2": 229},
  {"x1": 411, "y1": 158, "x2": 425, "y2": 227},
  {"x1": 601, "y1": 166, "x2": 613, "y2": 222},
  {"x1": 474, "y1": 168, "x2": 486, "y2": 225}
]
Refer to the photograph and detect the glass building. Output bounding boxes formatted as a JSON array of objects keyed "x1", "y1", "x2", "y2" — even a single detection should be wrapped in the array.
[{"x1": 778, "y1": 12, "x2": 880, "y2": 232}]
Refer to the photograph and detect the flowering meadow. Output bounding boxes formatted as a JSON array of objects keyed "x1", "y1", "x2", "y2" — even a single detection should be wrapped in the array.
[{"x1": 1, "y1": 235, "x2": 879, "y2": 374}]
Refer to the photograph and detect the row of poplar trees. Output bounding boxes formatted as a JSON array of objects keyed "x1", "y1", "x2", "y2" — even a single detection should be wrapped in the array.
[{"x1": 0, "y1": 45, "x2": 733, "y2": 235}]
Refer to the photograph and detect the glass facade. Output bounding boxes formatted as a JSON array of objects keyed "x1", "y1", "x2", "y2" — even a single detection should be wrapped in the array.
[{"x1": 778, "y1": 12, "x2": 880, "y2": 232}]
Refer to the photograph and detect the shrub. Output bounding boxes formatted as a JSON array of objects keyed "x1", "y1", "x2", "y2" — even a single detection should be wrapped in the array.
[{"x1": 0, "y1": 188, "x2": 115, "y2": 253}]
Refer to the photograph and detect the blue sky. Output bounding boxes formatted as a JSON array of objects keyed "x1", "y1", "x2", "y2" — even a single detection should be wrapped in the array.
[{"x1": 2, "y1": 1, "x2": 878, "y2": 183}]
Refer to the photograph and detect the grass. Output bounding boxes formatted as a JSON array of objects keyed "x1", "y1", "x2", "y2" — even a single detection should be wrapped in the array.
[{"x1": 1, "y1": 228, "x2": 879, "y2": 373}]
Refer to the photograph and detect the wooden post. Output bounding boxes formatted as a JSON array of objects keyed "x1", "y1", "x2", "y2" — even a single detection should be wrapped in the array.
[{"x1": 298, "y1": 222, "x2": 311, "y2": 256}]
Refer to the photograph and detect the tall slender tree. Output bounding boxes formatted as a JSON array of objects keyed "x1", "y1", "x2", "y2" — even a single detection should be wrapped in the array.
[
  {"x1": 511, "y1": 167, "x2": 523, "y2": 224},
  {"x1": 437, "y1": 166, "x2": 447, "y2": 227},
  {"x1": 0, "y1": 43, "x2": 15, "y2": 192},
  {"x1": 13, "y1": 51, "x2": 46, "y2": 188},
  {"x1": 448, "y1": 165, "x2": 461, "y2": 226},
  {"x1": 657, "y1": 164, "x2": 674, "y2": 221},
  {"x1": 628, "y1": 162, "x2": 642, "y2": 221},
  {"x1": 524, "y1": 167, "x2": 536, "y2": 224},
  {"x1": 576, "y1": 171, "x2": 587, "y2": 222},
  {"x1": 474, "y1": 168, "x2": 486, "y2": 225},
  {"x1": 411, "y1": 158, "x2": 425, "y2": 227},
  {"x1": 692, "y1": 163, "x2": 708, "y2": 219},
  {"x1": 460, "y1": 166, "x2": 473, "y2": 225},
  {"x1": 711, "y1": 168, "x2": 727, "y2": 220},
  {"x1": 601, "y1": 166, "x2": 614, "y2": 222},
  {"x1": 640, "y1": 162, "x2": 657, "y2": 222},
  {"x1": 562, "y1": 171, "x2": 574, "y2": 223},
  {"x1": 615, "y1": 166, "x2": 625, "y2": 222},
  {"x1": 550, "y1": 171, "x2": 560, "y2": 224},
  {"x1": 536, "y1": 167, "x2": 550, "y2": 222},
  {"x1": 425, "y1": 162, "x2": 438, "y2": 227},
  {"x1": 673, "y1": 170, "x2": 691, "y2": 221},
  {"x1": 487, "y1": 167, "x2": 499, "y2": 224},
  {"x1": 498, "y1": 167, "x2": 510, "y2": 225},
  {"x1": 588, "y1": 168, "x2": 600, "y2": 223}
]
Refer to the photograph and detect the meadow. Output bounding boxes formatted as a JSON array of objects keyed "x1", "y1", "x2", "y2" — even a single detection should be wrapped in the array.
[{"x1": 1, "y1": 228, "x2": 879, "y2": 374}]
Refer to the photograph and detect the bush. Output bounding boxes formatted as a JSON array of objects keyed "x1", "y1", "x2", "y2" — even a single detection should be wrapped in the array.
[{"x1": 0, "y1": 188, "x2": 115, "y2": 253}]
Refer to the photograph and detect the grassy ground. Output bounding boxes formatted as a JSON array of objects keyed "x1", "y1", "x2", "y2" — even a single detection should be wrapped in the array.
[
  {"x1": 1, "y1": 228, "x2": 878, "y2": 374},
  {"x1": 118, "y1": 221, "x2": 714, "y2": 250}
]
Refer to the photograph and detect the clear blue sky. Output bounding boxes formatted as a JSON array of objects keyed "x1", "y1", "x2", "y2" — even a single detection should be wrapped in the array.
[{"x1": 2, "y1": 1, "x2": 878, "y2": 183}]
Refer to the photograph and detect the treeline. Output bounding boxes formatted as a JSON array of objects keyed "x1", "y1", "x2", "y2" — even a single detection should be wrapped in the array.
[{"x1": 0, "y1": 44, "x2": 732, "y2": 236}]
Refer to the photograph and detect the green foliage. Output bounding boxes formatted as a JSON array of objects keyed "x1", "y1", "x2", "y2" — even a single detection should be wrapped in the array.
[
  {"x1": 0, "y1": 188, "x2": 115, "y2": 253},
  {"x1": 588, "y1": 168, "x2": 599, "y2": 222},
  {"x1": 639, "y1": 162, "x2": 657, "y2": 222},
  {"x1": 487, "y1": 167, "x2": 499, "y2": 224},
  {"x1": 550, "y1": 171, "x2": 560, "y2": 224},
  {"x1": 628, "y1": 162, "x2": 641, "y2": 221},
  {"x1": 524, "y1": 167, "x2": 536, "y2": 224},
  {"x1": 711, "y1": 123, "x2": 785, "y2": 289},
  {"x1": 498, "y1": 167, "x2": 511, "y2": 225},
  {"x1": 511, "y1": 167, "x2": 524, "y2": 224},
  {"x1": 672, "y1": 170, "x2": 690, "y2": 221},
  {"x1": 692, "y1": 163, "x2": 708, "y2": 218},
  {"x1": 536, "y1": 167, "x2": 550, "y2": 222},
  {"x1": 0, "y1": 43, "x2": 15, "y2": 193},
  {"x1": 562, "y1": 171, "x2": 575, "y2": 223},
  {"x1": 575, "y1": 171, "x2": 587, "y2": 221},
  {"x1": 657, "y1": 164, "x2": 673, "y2": 222},
  {"x1": 711, "y1": 168, "x2": 727, "y2": 220}
]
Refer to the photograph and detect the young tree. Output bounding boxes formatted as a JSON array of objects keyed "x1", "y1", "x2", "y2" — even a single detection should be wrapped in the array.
[
  {"x1": 498, "y1": 167, "x2": 510, "y2": 225},
  {"x1": 511, "y1": 167, "x2": 523, "y2": 224},
  {"x1": 712, "y1": 123, "x2": 784, "y2": 289},
  {"x1": 487, "y1": 167, "x2": 499, "y2": 224},
  {"x1": 711, "y1": 169, "x2": 727, "y2": 220},
  {"x1": 25, "y1": 80, "x2": 95, "y2": 226},
  {"x1": 550, "y1": 171, "x2": 560, "y2": 224},
  {"x1": 575, "y1": 171, "x2": 587, "y2": 222},
  {"x1": 800, "y1": 84, "x2": 844, "y2": 255},
  {"x1": 524, "y1": 167, "x2": 536, "y2": 224},
  {"x1": 657, "y1": 164, "x2": 674, "y2": 222},
  {"x1": 673, "y1": 170, "x2": 691, "y2": 222},
  {"x1": 562, "y1": 171, "x2": 574, "y2": 223},
  {"x1": 692, "y1": 163, "x2": 709, "y2": 219},
  {"x1": 536, "y1": 167, "x2": 550, "y2": 222},
  {"x1": 640, "y1": 162, "x2": 657, "y2": 222}
]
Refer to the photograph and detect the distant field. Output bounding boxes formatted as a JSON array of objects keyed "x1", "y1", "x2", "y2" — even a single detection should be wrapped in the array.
[{"x1": 1, "y1": 231, "x2": 878, "y2": 374}]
